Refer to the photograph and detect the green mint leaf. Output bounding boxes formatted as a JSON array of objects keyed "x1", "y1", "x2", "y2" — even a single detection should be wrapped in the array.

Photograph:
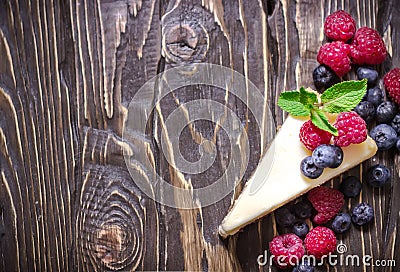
[
  {"x1": 278, "y1": 91, "x2": 310, "y2": 116},
  {"x1": 299, "y1": 87, "x2": 318, "y2": 109},
  {"x1": 310, "y1": 109, "x2": 338, "y2": 136},
  {"x1": 320, "y1": 79, "x2": 368, "y2": 113}
]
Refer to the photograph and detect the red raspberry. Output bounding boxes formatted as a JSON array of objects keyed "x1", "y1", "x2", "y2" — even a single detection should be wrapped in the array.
[
  {"x1": 317, "y1": 41, "x2": 351, "y2": 77},
  {"x1": 350, "y1": 27, "x2": 387, "y2": 65},
  {"x1": 308, "y1": 187, "x2": 344, "y2": 225},
  {"x1": 300, "y1": 120, "x2": 332, "y2": 151},
  {"x1": 269, "y1": 234, "x2": 304, "y2": 269},
  {"x1": 333, "y1": 111, "x2": 367, "y2": 147},
  {"x1": 384, "y1": 68, "x2": 400, "y2": 105},
  {"x1": 324, "y1": 10, "x2": 356, "y2": 42},
  {"x1": 305, "y1": 226, "x2": 337, "y2": 259}
]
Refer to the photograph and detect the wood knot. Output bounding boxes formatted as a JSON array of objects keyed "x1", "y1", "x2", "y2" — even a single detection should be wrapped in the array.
[{"x1": 162, "y1": 21, "x2": 209, "y2": 64}]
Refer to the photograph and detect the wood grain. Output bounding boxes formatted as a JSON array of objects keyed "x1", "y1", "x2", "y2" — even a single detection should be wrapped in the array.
[{"x1": 0, "y1": 0, "x2": 399, "y2": 271}]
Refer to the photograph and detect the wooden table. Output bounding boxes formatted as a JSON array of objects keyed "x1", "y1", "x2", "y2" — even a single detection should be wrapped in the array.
[{"x1": 0, "y1": 0, "x2": 398, "y2": 271}]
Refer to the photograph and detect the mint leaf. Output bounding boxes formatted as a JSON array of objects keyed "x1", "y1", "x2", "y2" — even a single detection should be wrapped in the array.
[
  {"x1": 278, "y1": 91, "x2": 310, "y2": 116},
  {"x1": 299, "y1": 87, "x2": 318, "y2": 109},
  {"x1": 321, "y1": 79, "x2": 367, "y2": 113},
  {"x1": 310, "y1": 109, "x2": 338, "y2": 136}
]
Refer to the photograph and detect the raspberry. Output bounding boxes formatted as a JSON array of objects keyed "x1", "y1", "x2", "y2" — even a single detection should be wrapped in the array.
[
  {"x1": 384, "y1": 68, "x2": 400, "y2": 105},
  {"x1": 304, "y1": 226, "x2": 337, "y2": 259},
  {"x1": 269, "y1": 234, "x2": 305, "y2": 269},
  {"x1": 307, "y1": 187, "x2": 344, "y2": 225},
  {"x1": 350, "y1": 27, "x2": 387, "y2": 65},
  {"x1": 300, "y1": 120, "x2": 332, "y2": 151},
  {"x1": 324, "y1": 10, "x2": 356, "y2": 42},
  {"x1": 317, "y1": 41, "x2": 351, "y2": 77},
  {"x1": 333, "y1": 111, "x2": 367, "y2": 147}
]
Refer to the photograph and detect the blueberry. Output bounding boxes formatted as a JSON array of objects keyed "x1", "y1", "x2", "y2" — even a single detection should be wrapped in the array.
[
  {"x1": 293, "y1": 201, "x2": 313, "y2": 219},
  {"x1": 397, "y1": 138, "x2": 400, "y2": 151},
  {"x1": 292, "y1": 222, "x2": 309, "y2": 239},
  {"x1": 366, "y1": 164, "x2": 391, "y2": 188},
  {"x1": 340, "y1": 176, "x2": 362, "y2": 198},
  {"x1": 312, "y1": 144, "x2": 343, "y2": 168},
  {"x1": 331, "y1": 213, "x2": 352, "y2": 234},
  {"x1": 376, "y1": 101, "x2": 397, "y2": 123},
  {"x1": 370, "y1": 124, "x2": 398, "y2": 150},
  {"x1": 364, "y1": 87, "x2": 384, "y2": 107},
  {"x1": 313, "y1": 65, "x2": 340, "y2": 92},
  {"x1": 357, "y1": 67, "x2": 379, "y2": 86},
  {"x1": 351, "y1": 203, "x2": 374, "y2": 226},
  {"x1": 300, "y1": 156, "x2": 324, "y2": 179},
  {"x1": 354, "y1": 101, "x2": 376, "y2": 123},
  {"x1": 391, "y1": 114, "x2": 400, "y2": 134},
  {"x1": 292, "y1": 259, "x2": 314, "y2": 272},
  {"x1": 275, "y1": 207, "x2": 296, "y2": 227}
]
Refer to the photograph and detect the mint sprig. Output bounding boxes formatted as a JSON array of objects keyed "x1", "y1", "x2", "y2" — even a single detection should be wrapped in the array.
[{"x1": 277, "y1": 79, "x2": 368, "y2": 136}]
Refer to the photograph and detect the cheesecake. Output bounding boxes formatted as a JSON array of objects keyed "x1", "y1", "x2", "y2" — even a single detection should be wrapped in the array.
[{"x1": 219, "y1": 115, "x2": 378, "y2": 238}]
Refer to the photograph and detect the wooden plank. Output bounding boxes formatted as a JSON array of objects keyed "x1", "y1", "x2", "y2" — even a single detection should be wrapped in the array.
[{"x1": 0, "y1": 0, "x2": 399, "y2": 271}]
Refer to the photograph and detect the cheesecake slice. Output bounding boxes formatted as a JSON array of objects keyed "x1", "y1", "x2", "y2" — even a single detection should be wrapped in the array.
[{"x1": 219, "y1": 115, "x2": 378, "y2": 238}]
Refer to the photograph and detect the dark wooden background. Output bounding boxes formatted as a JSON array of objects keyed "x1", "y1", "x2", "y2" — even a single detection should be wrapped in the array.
[{"x1": 0, "y1": 0, "x2": 399, "y2": 271}]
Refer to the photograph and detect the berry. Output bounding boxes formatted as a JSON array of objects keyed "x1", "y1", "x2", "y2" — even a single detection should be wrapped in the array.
[
  {"x1": 331, "y1": 213, "x2": 352, "y2": 234},
  {"x1": 376, "y1": 101, "x2": 397, "y2": 123},
  {"x1": 299, "y1": 120, "x2": 332, "y2": 151},
  {"x1": 317, "y1": 41, "x2": 351, "y2": 77},
  {"x1": 304, "y1": 226, "x2": 336, "y2": 259},
  {"x1": 308, "y1": 187, "x2": 344, "y2": 225},
  {"x1": 357, "y1": 67, "x2": 379, "y2": 87},
  {"x1": 292, "y1": 260, "x2": 315, "y2": 272},
  {"x1": 313, "y1": 65, "x2": 340, "y2": 92},
  {"x1": 333, "y1": 111, "x2": 367, "y2": 147},
  {"x1": 351, "y1": 203, "x2": 374, "y2": 226},
  {"x1": 292, "y1": 222, "x2": 309, "y2": 239},
  {"x1": 275, "y1": 207, "x2": 297, "y2": 227},
  {"x1": 384, "y1": 68, "x2": 400, "y2": 105},
  {"x1": 324, "y1": 10, "x2": 356, "y2": 42},
  {"x1": 312, "y1": 144, "x2": 343, "y2": 168},
  {"x1": 366, "y1": 164, "x2": 391, "y2": 188},
  {"x1": 354, "y1": 101, "x2": 376, "y2": 123},
  {"x1": 350, "y1": 27, "x2": 387, "y2": 65},
  {"x1": 396, "y1": 138, "x2": 400, "y2": 151},
  {"x1": 370, "y1": 124, "x2": 398, "y2": 150},
  {"x1": 293, "y1": 201, "x2": 313, "y2": 219},
  {"x1": 364, "y1": 86, "x2": 384, "y2": 107},
  {"x1": 300, "y1": 156, "x2": 324, "y2": 179},
  {"x1": 340, "y1": 176, "x2": 362, "y2": 198},
  {"x1": 269, "y1": 234, "x2": 305, "y2": 269},
  {"x1": 391, "y1": 114, "x2": 400, "y2": 134}
]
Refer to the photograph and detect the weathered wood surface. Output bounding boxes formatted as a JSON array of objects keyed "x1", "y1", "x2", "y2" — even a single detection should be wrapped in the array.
[{"x1": 0, "y1": 0, "x2": 399, "y2": 271}]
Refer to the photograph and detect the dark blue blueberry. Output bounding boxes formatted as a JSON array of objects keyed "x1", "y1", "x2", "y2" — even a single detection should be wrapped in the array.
[
  {"x1": 354, "y1": 101, "x2": 376, "y2": 123},
  {"x1": 391, "y1": 114, "x2": 400, "y2": 134},
  {"x1": 370, "y1": 124, "x2": 398, "y2": 150},
  {"x1": 331, "y1": 213, "x2": 352, "y2": 234},
  {"x1": 364, "y1": 87, "x2": 384, "y2": 107},
  {"x1": 376, "y1": 101, "x2": 397, "y2": 123},
  {"x1": 292, "y1": 259, "x2": 314, "y2": 272},
  {"x1": 313, "y1": 65, "x2": 340, "y2": 92},
  {"x1": 351, "y1": 203, "x2": 374, "y2": 226},
  {"x1": 312, "y1": 144, "x2": 343, "y2": 168},
  {"x1": 357, "y1": 67, "x2": 379, "y2": 86},
  {"x1": 340, "y1": 176, "x2": 362, "y2": 198},
  {"x1": 275, "y1": 207, "x2": 297, "y2": 227},
  {"x1": 397, "y1": 138, "x2": 400, "y2": 151},
  {"x1": 300, "y1": 156, "x2": 324, "y2": 179},
  {"x1": 293, "y1": 201, "x2": 313, "y2": 219},
  {"x1": 366, "y1": 164, "x2": 391, "y2": 188},
  {"x1": 292, "y1": 222, "x2": 309, "y2": 239}
]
